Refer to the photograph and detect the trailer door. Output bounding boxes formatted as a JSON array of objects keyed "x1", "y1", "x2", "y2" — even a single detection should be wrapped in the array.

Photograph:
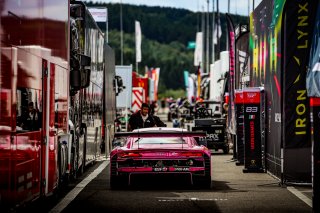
[{"x1": 14, "y1": 49, "x2": 43, "y2": 203}]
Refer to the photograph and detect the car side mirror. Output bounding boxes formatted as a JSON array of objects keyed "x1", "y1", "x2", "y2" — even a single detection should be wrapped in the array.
[{"x1": 70, "y1": 54, "x2": 91, "y2": 90}]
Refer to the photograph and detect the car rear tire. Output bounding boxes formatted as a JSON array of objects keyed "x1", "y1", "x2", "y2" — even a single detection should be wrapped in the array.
[
  {"x1": 110, "y1": 155, "x2": 126, "y2": 189},
  {"x1": 193, "y1": 154, "x2": 212, "y2": 188}
]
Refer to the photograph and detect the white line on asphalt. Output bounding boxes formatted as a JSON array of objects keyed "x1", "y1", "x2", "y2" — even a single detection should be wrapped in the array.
[
  {"x1": 158, "y1": 198, "x2": 228, "y2": 202},
  {"x1": 287, "y1": 186, "x2": 312, "y2": 208},
  {"x1": 49, "y1": 159, "x2": 110, "y2": 213}
]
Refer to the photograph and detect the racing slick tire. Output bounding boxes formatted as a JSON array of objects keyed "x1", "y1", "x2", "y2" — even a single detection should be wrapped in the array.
[
  {"x1": 110, "y1": 155, "x2": 128, "y2": 189},
  {"x1": 193, "y1": 154, "x2": 211, "y2": 188}
]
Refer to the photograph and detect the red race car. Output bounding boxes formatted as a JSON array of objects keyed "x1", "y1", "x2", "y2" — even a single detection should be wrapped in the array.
[{"x1": 110, "y1": 127, "x2": 211, "y2": 188}]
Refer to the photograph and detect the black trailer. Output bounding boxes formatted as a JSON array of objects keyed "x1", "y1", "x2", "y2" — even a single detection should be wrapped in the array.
[{"x1": 191, "y1": 106, "x2": 229, "y2": 154}]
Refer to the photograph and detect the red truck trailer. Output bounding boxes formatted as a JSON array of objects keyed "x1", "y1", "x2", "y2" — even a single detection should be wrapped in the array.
[{"x1": 0, "y1": 0, "x2": 116, "y2": 209}]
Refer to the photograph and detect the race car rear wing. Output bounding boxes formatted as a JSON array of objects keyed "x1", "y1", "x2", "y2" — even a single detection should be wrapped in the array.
[{"x1": 114, "y1": 131, "x2": 207, "y2": 138}]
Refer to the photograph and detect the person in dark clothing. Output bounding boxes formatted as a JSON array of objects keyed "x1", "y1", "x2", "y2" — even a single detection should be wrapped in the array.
[
  {"x1": 150, "y1": 101, "x2": 157, "y2": 115},
  {"x1": 128, "y1": 103, "x2": 166, "y2": 131},
  {"x1": 128, "y1": 103, "x2": 156, "y2": 131},
  {"x1": 160, "y1": 98, "x2": 166, "y2": 114}
]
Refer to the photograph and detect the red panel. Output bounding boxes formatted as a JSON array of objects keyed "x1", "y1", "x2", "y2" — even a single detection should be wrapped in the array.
[
  {"x1": 132, "y1": 72, "x2": 140, "y2": 87},
  {"x1": 310, "y1": 97, "x2": 320, "y2": 107},
  {"x1": 0, "y1": 0, "x2": 68, "y2": 208},
  {"x1": 139, "y1": 78, "x2": 149, "y2": 103},
  {"x1": 243, "y1": 88, "x2": 261, "y2": 104},
  {"x1": 235, "y1": 90, "x2": 243, "y2": 104},
  {"x1": 224, "y1": 92, "x2": 229, "y2": 104}
]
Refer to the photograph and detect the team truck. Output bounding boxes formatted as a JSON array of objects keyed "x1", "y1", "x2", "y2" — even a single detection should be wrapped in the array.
[{"x1": 0, "y1": 1, "x2": 116, "y2": 209}]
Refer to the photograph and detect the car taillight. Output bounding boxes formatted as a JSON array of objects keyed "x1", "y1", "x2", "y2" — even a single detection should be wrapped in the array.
[
  {"x1": 118, "y1": 152, "x2": 142, "y2": 158},
  {"x1": 180, "y1": 152, "x2": 203, "y2": 157}
]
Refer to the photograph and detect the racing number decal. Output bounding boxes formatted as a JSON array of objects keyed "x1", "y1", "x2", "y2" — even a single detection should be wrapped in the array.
[{"x1": 245, "y1": 106, "x2": 258, "y2": 113}]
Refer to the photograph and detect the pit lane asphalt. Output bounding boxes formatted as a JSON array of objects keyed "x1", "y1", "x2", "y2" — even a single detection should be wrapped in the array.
[
  {"x1": 55, "y1": 112, "x2": 313, "y2": 213},
  {"x1": 46, "y1": 151, "x2": 312, "y2": 213},
  {"x1": 18, "y1": 111, "x2": 312, "y2": 212}
]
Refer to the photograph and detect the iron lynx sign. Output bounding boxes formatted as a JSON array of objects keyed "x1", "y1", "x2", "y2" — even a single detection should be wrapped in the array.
[{"x1": 284, "y1": 0, "x2": 317, "y2": 148}]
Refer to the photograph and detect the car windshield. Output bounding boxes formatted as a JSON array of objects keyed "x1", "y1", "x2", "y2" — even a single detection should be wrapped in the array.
[{"x1": 133, "y1": 137, "x2": 187, "y2": 144}]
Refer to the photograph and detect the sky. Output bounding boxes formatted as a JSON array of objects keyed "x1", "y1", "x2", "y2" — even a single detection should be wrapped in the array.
[{"x1": 90, "y1": 0, "x2": 263, "y2": 16}]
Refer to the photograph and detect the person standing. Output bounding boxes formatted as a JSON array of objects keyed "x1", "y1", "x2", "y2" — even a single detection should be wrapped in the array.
[
  {"x1": 150, "y1": 101, "x2": 158, "y2": 116},
  {"x1": 128, "y1": 103, "x2": 156, "y2": 131},
  {"x1": 160, "y1": 98, "x2": 166, "y2": 114}
]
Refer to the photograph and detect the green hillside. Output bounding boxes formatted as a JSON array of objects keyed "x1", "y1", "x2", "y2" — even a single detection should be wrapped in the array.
[{"x1": 85, "y1": 1, "x2": 248, "y2": 91}]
